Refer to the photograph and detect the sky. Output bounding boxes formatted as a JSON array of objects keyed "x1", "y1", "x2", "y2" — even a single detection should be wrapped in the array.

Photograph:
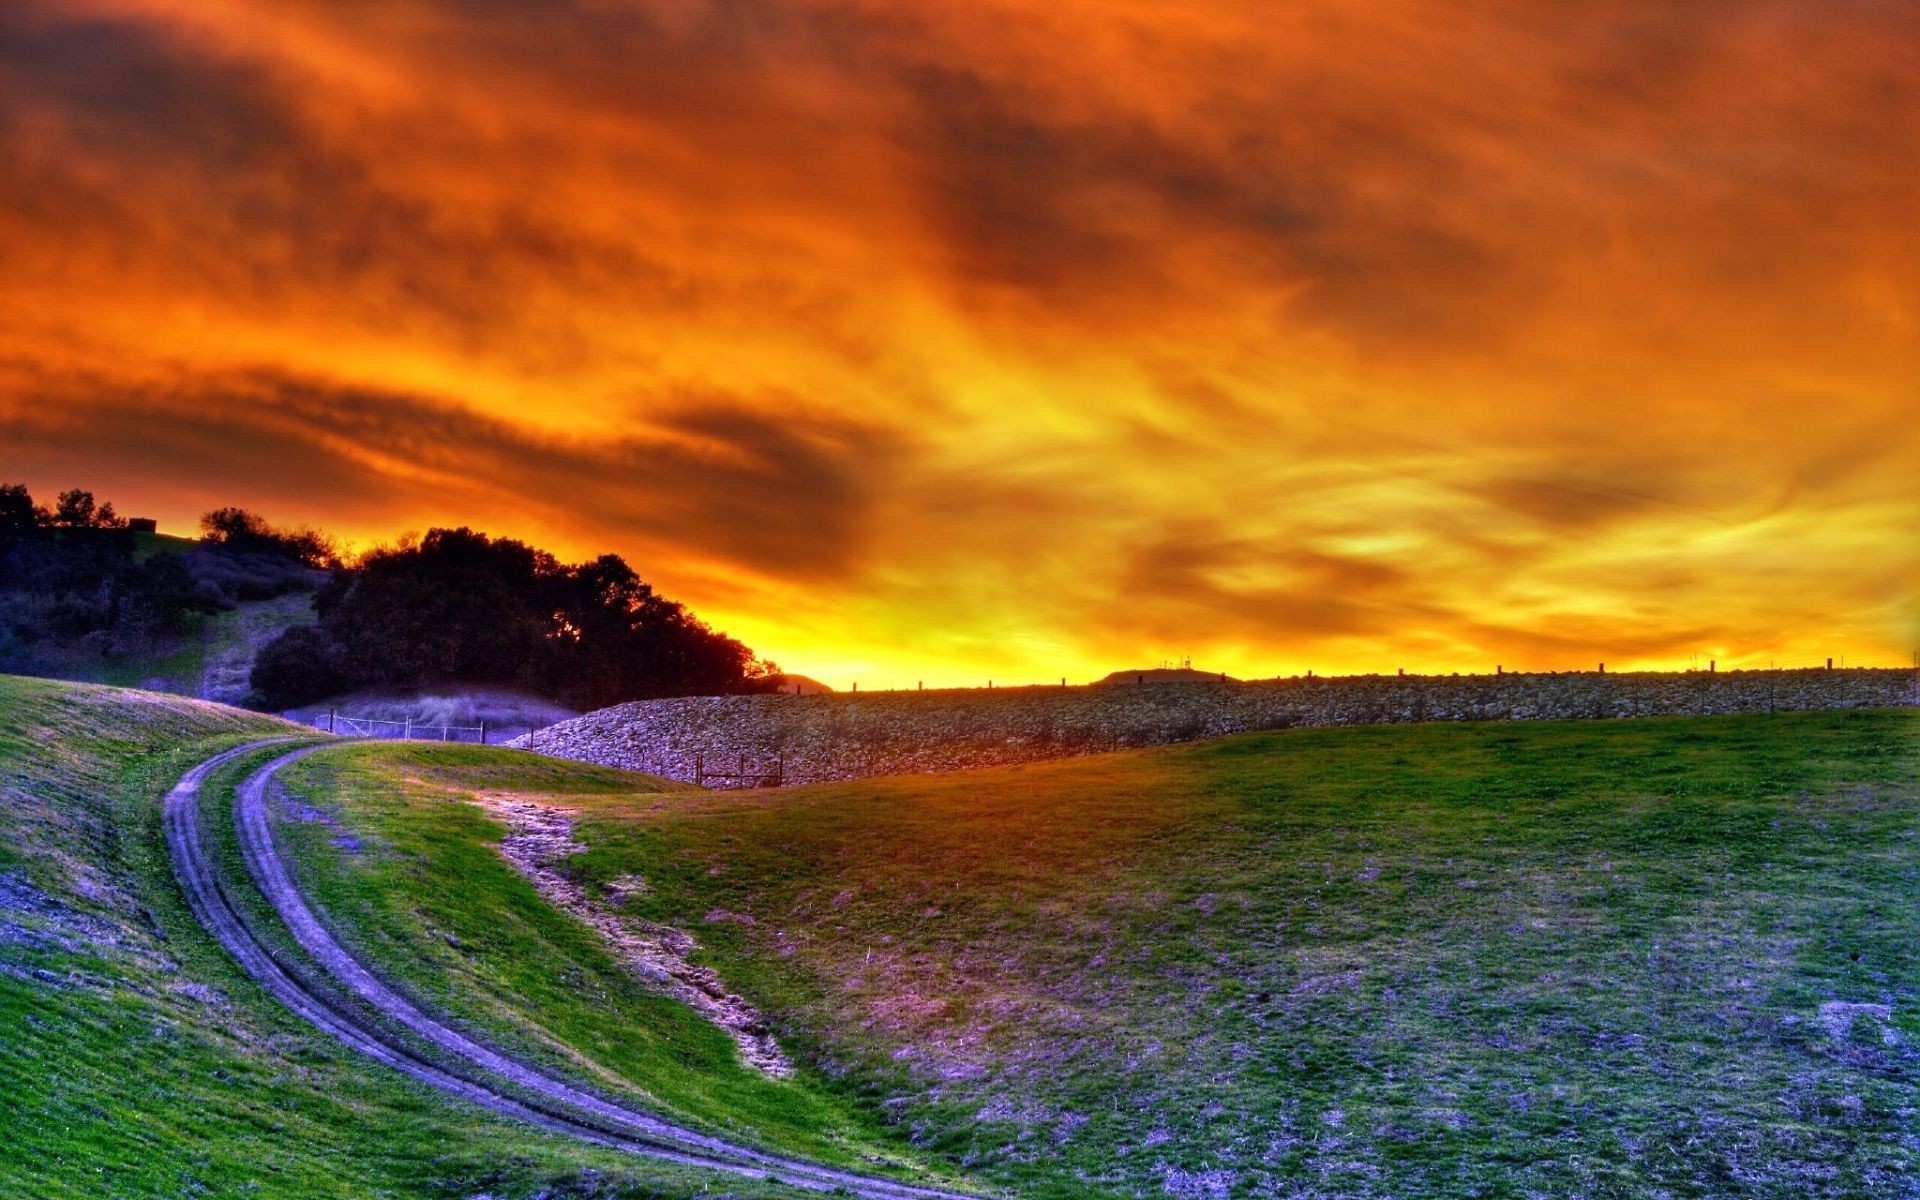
[{"x1": 2, "y1": 0, "x2": 1916, "y2": 689}]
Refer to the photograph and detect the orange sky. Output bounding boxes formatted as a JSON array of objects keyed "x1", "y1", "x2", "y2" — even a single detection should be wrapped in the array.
[{"x1": 2, "y1": 0, "x2": 1916, "y2": 688}]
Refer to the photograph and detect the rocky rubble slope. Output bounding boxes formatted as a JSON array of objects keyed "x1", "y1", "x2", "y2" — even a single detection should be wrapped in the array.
[{"x1": 512, "y1": 667, "x2": 1919, "y2": 788}]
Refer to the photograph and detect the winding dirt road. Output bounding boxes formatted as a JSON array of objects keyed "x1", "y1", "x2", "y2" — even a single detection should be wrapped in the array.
[{"x1": 164, "y1": 739, "x2": 988, "y2": 1199}]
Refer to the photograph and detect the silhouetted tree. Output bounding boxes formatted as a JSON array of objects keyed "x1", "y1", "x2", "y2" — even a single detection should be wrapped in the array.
[
  {"x1": 250, "y1": 526, "x2": 777, "y2": 710},
  {"x1": 0, "y1": 484, "x2": 35, "y2": 539},
  {"x1": 200, "y1": 506, "x2": 335, "y2": 568},
  {"x1": 49, "y1": 489, "x2": 124, "y2": 529}
]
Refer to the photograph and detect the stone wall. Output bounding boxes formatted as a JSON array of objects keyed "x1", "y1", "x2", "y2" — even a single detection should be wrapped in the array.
[{"x1": 512, "y1": 668, "x2": 1919, "y2": 788}]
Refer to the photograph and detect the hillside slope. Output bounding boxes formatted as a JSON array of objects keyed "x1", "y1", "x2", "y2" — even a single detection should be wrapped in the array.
[
  {"x1": 227, "y1": 740, "x2": 969, "y2": 1194},
  {"x1": 0, "y1": 676, "x2": 876, "y2": 1199},
  {"x1": 517, "y1": 668, "x2": 1917, "y2": 787},
  {"x1": 2, "y1": 528, "x2": 322, "y2": 701},
  {"x1": 523, "y1": 709, "x2": 1920, "y2": 1199},
  {"x1": 13, "y1": 675, "x2": 1917, "y2": 1198}
]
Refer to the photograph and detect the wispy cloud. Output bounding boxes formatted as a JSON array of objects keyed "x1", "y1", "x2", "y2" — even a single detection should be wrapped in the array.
[{"x1": 1, "y1": 0, "x2": 1915, "y2": 683}]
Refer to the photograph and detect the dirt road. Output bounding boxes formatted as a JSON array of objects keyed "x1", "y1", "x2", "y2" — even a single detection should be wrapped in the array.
[{"x1": 164, "y1": 739, "x2": 988, "y2": 1199}]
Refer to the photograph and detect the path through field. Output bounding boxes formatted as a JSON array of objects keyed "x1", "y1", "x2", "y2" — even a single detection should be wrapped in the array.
[
  {"x1": 163, "y1": 739, "x2": 987, "y2": 1200},
  {"x1": 197, "y1": 593, "x2": 317, "y2": 705}
]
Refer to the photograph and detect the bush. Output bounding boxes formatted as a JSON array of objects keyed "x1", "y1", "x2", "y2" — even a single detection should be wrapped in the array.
[
  {"x1": 250, "y1": 625, "x2": 345, "y2": 708},
  {"x1": 200, "y1": 507, "x2": 336, "y2": 568}
]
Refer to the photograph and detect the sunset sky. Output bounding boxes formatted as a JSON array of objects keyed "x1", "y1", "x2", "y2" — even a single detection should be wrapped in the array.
[{"x1": 2, "y1": 0, "x2": 1916, "y2": 688}]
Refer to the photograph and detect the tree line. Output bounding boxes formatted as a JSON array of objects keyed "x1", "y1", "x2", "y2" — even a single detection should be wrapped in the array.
[
  {"x1": 251, "y1": 526, "x2": 779, "y2": 711},
  {"x1": 3, "y1": 483, "x2": 780, "y2": 712},
  {"x1": 1, "y1": 484, "x2": 331, "y2": 673}
]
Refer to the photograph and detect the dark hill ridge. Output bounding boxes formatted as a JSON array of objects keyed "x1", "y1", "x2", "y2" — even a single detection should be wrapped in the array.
[
  {"x1": 1099, "y1": 667, "x2": 1238, "y2": 684},
  {"x1": 515, "y1": 666, "x2": 1920, "y2": 787}
]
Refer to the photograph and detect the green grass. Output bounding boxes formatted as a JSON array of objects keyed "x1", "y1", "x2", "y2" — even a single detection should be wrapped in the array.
[
  {"x1": 33, "y1": 591, "x2": 317, "y2": 699},
  {"x1": 129, "y1": 530, "x2": 198, "y2": 560},
  {"x1": 0, "y1": 675, "x2": 825, "y2": 1199},
  {"x1": 256, "y1": 742, "x2": 945, "y2": 1182},
  {"x1": 32, "y1": 619, "x2": 209, "y2": 693},
  {"x1": 10, "y1": 672, "x2": 1917, "y2": 1199},
  {"x1": 541, "y1": 710, "x2": 1920, "y2": 1199}
]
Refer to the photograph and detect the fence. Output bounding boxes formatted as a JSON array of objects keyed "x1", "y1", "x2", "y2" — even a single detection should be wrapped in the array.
[
  {"x1": 318, "y1": 712, "x2": 498, "y2": 744},
  {"x1": 693, "y1": 751, "x2": 784, "y2": 788}
]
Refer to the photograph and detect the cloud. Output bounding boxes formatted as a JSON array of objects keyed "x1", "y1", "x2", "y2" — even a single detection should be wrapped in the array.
[
  {"x1": 2, "y1": 367, "x2": 903, "y2": 580},
  {"x1": 0, "y1": 0, "x2": 1916, "y2": 683}
]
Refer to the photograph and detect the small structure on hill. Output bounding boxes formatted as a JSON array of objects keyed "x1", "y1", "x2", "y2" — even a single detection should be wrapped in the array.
[
  {"x1": 1099, "y1": 659, "x2": 1237, "y2": 686},
  {"x1": 771, "y1": 673, "x2": 834, "y2": 695}
]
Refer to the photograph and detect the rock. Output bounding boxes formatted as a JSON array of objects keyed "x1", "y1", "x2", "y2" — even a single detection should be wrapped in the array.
[{"x1": 509, "y1": 668, "x2": 1918, "y2": 789}]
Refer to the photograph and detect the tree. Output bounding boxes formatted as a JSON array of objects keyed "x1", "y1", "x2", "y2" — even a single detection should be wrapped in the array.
[
  {"x1": 200, "y1": 506, "x2": 336, "y2": 567},
  {"x1": 253, "y1": 526, "x2": 777, "y2": 710},
  {"x1": 49, "y1": 488, "x2": 124, "y2": 529},
  {"x1": 201, "y1": 506, "x2": 274, "y2": 544},
  {"x1": 0, "y1": 484, "x2": 36, "y2": 538}
]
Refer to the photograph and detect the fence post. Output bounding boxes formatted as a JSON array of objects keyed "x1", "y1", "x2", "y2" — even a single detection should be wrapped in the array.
[
  {"x1": 694, "y1": 751, "x2": 703, "y2": 787},
  {"x1": 404, "y1": 717, "x2": 411, "y2": 740},
  {"x1": 480, "y1": 722, "x2": 487, "y2": 745},
  {"x1": 328, "y1": 708, "x2": 336, "y2": 734}
]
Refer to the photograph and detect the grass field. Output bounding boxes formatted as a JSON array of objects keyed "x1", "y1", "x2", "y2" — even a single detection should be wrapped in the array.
[
  {"x1": 258, "y1": 743, "x2": 944, "y2": 1180},
  {"x1": 524, "y1": 709, "x2": 1920, "y2": 1199},
  {"x1": 6, "y1": 672, "x2": 1917, "y2": 1198},
  {"x1": 0, "y1": 675, "x2": 830, "y2": 1199}
]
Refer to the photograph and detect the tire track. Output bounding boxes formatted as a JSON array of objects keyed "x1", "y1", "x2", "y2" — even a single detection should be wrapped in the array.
[{"x1": 165, "y1": 739, "x2": 989, "y2": 1199}]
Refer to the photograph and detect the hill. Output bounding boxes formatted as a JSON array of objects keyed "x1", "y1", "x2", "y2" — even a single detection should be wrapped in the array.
[
  {"x1": 515, "y1": 667, "x2": 1918, "y2": 787},
  {"x1": 1097, "y1": 666, "x2": 1237, "y2": 684},
  {"x1": 0, "y1": 675, "x2": 960, "y2": 1199},
  {"x1": 9, "y1": 674, "x2": 1918, "y2": 1198},
  {"x1": 0, "y1": 510, "x2": 324, "y2": 703},
  {"x1": 516, "y1": 707, "x2": 1920, "y2": 1198},
  {"x1": 3, "y1": 487, "x2": 776, "y2": 715}
]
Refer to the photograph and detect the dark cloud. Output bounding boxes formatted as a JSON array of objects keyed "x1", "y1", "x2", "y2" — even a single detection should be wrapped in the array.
[
  {"x1": 1465, "y1": 475, "x2": 1673, "y2": 532},
  {"x1": 0, "y1": 4, "x2": 716, "y2": 365},
  {"x1": 3, "y1": 370, "x2": 902, "y2": 579},
  {"x1": 0, "y1": 6, "x2": 297, "y2": 168},
  {"x1": 1110, "y1": 530, "x2": 1434, "y2": 642},
  {"x1": 1, "y1": 0, "x2": 1915, "y2": 682},
  {"x1": 893, "y1": 63, "x2": 1303, "y2": 299}
]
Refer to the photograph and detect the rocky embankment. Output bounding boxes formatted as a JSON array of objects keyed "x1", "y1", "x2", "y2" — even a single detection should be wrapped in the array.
[{"x1": 512, "y1": 668, "x2": 1919, "y2": 788}]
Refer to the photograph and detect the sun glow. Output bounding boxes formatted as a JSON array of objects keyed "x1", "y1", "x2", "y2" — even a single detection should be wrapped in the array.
[{"x1": 2, "y1": 0, "x2": 1916, "y2": 689}]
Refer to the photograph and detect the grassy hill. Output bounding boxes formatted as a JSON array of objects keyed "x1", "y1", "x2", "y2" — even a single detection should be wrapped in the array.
[
  {"x1": 39, "y1": 589, "x2": 318, "y2": 701},
  {"x1": 251, "y1": 742, "x2": 945, "y2": 1180},
  {"x1": 6, "y1": 529, "x2": 321, "y2": 702},
  {"x1": 7, "y1": 674, "x2": 1917, "y2": 1198},
  {"x1": 510, "y1": 709, "x2": 1920, "y2": 1198},
  {"x1": 0, "y1": 675, "x2": 864, "y2": 1199}
]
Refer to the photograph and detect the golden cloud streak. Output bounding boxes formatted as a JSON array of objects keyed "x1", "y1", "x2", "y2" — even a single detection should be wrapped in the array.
[{"x1": 3, "y1": 0, "x2": 1916, "y2": 687}]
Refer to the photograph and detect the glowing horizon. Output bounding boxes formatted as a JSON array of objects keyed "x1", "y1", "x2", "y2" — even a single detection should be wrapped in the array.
[{"x1": 3, "y1": 0, "x2": 1916, "y2": 692}]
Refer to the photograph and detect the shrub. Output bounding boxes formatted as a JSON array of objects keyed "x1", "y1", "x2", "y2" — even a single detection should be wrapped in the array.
[{"x1": 250, "y1": 625, "x2": 346, "y2": 709}]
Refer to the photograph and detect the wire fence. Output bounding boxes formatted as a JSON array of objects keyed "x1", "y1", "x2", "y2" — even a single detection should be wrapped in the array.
[{"x1": 315, "y1": 712, "x2": 521, "y2": 744}]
